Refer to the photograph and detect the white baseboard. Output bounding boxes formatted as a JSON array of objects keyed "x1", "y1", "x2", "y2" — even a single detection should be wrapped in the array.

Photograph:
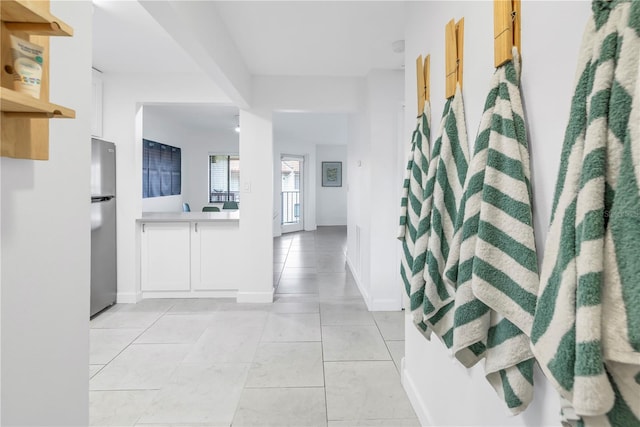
[
  {"x1": 346, "y1": 256, "x2": 370, "y2": 307},
  {"x1": 237, "y1": 288, "x2": 274, "y2": 303},
  {"x1": 402, "y1": 358, "x2": 434, "y2": 427},
  {"x1": 141, "y1": 290, "x2": 237, "y2": 299},
  {"x1": 346, "y1": 256, "x2": 403, "y2": 312},
  {"x1": 116, "y1": 292, "x2": 140, "y2": 304}
]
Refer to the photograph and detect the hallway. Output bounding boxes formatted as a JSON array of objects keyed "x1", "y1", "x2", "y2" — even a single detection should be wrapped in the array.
[{"x1": 89, "y1": 226, "x2": 418, "y2": 426}]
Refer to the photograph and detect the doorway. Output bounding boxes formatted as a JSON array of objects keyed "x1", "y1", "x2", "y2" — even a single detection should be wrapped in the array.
[{"x1": 281, "y1": 155, "x2": 304, "y2": 233}]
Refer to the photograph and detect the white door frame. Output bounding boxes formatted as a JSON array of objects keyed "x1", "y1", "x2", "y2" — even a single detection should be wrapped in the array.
[{"x1": 281, "y1": 155, "x2": 304, "y2": 234}]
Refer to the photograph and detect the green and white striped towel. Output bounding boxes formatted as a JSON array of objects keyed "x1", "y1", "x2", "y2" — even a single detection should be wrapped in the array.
[
  {"x1": 413, "y1": 101, "x2": 454, "y2": 337},
  {"x1": 399, "y1": 105, "x2": 432, "y2": 335},
  {"x1": 444, "y1": 49, "x2": 538, "y2": 415},
  {"x1": 531, "y1": 1, "x2": 640, "y2": 425},
  {"x1": 422, "y1": 84, "x2": 470, "y2": 344}
]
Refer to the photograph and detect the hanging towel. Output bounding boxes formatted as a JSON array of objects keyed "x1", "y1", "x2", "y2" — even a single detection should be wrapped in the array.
[
  {"x1": 411, "y1": 101, "x2": 454, "y2": 337},
  {"x1": 531, "y1": 1, "x2": 640, "y2": 425},
  {"x1": 421, "y1": 84, "x2": 470, "y2": 344},
  {"x1": 399, "y1": 105, "x2": 432, "y2": 336},
  {"x1": 444, "y1": 49, "x2": 539, "y2": 415}
]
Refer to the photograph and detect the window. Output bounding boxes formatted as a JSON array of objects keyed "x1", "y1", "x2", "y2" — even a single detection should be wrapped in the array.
[
  {"x1": 143, "y1": 139, "x2": 181, "y2": 198},
  {"x1": 209, "y1": 155, "x2": 240, "y2": 203}
]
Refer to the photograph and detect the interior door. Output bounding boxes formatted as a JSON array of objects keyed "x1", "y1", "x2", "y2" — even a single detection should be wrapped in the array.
[{"x1": 281, "y1": 156, "x2": 304, "y2": 233}]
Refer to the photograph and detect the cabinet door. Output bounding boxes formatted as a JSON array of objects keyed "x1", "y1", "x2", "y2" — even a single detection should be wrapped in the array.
[
  {"x1": 141, "y1": 222, "x2": 190, "y2": 291},
  {"x1": 191, "y1": 222, "x2": 240, "y2": 290}
]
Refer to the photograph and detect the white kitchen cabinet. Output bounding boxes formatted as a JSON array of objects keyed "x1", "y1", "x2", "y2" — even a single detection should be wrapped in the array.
[
  {"x1": 139, "y1": 216, "x2": 240, "y2": 295},
  {"x1": 191, "y1": 221, "x2": 239, "y2": 290},
  {"x1": 140, "y1": 222, "x2": 191, "y2": 291}
]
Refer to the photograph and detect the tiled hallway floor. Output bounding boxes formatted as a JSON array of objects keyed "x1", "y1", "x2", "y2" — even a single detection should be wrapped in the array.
[{"x1": 89, "y1": 226, "x2": 419, "y2": 426}]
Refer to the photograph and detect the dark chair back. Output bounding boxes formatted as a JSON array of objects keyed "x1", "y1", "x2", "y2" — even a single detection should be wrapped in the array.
[
  {"x1": 182, "y1": 203, "x2": 191, "y2": 212},
  {"x1": 222, "y1": 201, "x2": 239, "y2": 210},
  {"x1": 202, "y1": 206, "x2": 220, "y2": 212}
]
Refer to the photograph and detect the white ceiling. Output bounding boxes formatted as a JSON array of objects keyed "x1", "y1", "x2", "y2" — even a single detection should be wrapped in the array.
[
  {"x1": 143, "y1": 106, "x2": 349, "y2": 144},
  {"x1": 92, "y1": 0, "x2": 202, "y2": 74},
  {"x1": 93, "y1": 1, "x2": 405, "y2": 77},
  {"x1": 93, "y1": 1, "x2": 395, "y2": 140},
  {"x1": 215, "y1": 1, "x2": 405, "y2": 76},
  {"x1": 143, "y1": 104, "x2": 240, "y2": 133}
]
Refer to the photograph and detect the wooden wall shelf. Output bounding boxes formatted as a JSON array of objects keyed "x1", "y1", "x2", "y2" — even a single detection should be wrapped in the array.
[
  {"x1": 0, "y1": 0, "x2": 75, "y2": 160},
  {"x1": 1, "y1": 0, "x2": 73, "y2": 36},
  {"x1": 1, "y1": 87, "x2": 75, "y2": 118}
]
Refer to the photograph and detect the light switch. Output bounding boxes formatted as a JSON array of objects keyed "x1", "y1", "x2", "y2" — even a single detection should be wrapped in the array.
[{"x1": 243, "y1": 181, "x2": 251, "y2": 192}]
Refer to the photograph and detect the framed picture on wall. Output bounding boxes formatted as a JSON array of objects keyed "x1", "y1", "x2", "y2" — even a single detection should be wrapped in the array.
[{"x1": 322, "y1": 161, "x2": 342, "y2": 187}]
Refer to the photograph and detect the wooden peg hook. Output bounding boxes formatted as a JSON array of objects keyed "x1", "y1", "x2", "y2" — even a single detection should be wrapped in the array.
[
  {"x1": 494, "y1": 0, "x2": 521, "y2": 68},
  {"x1": 445, "y1": 18, "x2": 464, "y2": 99},
  {"x1": 416, "y1": 55, "x2": 425, "y2": 116},
  {"x1": 416, "y1": 54, "x2": 431, "y2": 116},
  {"x1": 424, "y1": 55, "x2": 431, "y2": 104}
]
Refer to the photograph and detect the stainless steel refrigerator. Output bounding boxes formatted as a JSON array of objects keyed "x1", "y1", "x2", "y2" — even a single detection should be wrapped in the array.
[{"x1": 91, "y1": 138, "x2": 117, "y2": 317}]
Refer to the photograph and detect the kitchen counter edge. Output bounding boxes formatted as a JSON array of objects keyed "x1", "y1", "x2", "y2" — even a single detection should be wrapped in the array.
[{"x1": 137, "y1": 211, "x2": 239, "y2": 223}]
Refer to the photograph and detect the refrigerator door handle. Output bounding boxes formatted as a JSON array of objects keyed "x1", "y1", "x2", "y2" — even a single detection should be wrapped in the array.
[{"x1": 91, "y1": 196, "x2": 114, "y2": 203}]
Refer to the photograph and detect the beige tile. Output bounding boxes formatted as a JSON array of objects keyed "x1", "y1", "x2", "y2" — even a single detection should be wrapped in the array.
[
  {"x1": 322, "y1": 325, "x2": 390, "y2": 361},
  {"x1": 138, "y1": 363, "x2": 249, "y2": 425},
  {"x1": 373, "y1": 312, "x2": 405, "y2": 340},
  {"x1": 280, "y1": 267, "x2": 318, "y2": 279},
  {"x1": 285, "y1": 257, "x2": 317, "y2": 268},
  {"x1": 90, "y1": 344, "x2": 191, "y2": 390},
  {"x1": 274, "y1": 294, "x2": 320, "y2": 304},
  {"x1": 90, "y1": 390, "x2": 157, "y2": 426},
  {"x1": 90, "y1": 328, "x2": 142, "y2": 364},
  {"x1": 276, "y1": 279, "x2": 319, "y2": 295},
  {"x1": 90, "y1": 365, "x2": 104, "y2": 379},
  {"x1": 246, "y1": 342, "x2": 323, "y2": 387},
  {"x1": 385, "y1": 341, "x2": 405, "y2": 373},
  {"x1": 321, "y1": 309, "x2": 375, "y2": 325},
  {"x1": 167, "y1": 298, "x2": 224, "y2": 314},
  {"x1": 135, "y1": 314, "x2": 212, "y2": 344},
  {"x1": 115, "y1": 299, "x2": 176, "y2": 313},
  {"x1": 90, "y1": 311, "x2": 164, "y2": 330},
  {"x1": 261, "y1": 313, "x2": 321, "y2": 342},
  {"x1": 233, "y1": 387, "x2": 327, "y2": 427},
  {"x1": 324, "y1": 361, "x2": 417, "y2": 421},
  {"x1": 328, "y1": 419, "x2": 420, "y2": 426},
  {"x1": 183, "y1": 322, "x2": 263, "y2": 364},
  {"x1": 271, "y1": 301, "x2": 320, "y2": 314}
]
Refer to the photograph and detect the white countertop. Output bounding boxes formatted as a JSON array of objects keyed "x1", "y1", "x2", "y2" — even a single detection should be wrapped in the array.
[{"x1": 138, "y1": 211, "x2": 239, "y2": 222}]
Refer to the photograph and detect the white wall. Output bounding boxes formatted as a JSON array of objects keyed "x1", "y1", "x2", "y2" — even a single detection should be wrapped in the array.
[
  {"x1": 237, "y1": 109, "x2": 274, "y2": 302},
  {"x1": 256, "y1": 77, "x2": 361, "y2": 237},
  {"x1": 316, "y1": 145, "x2": 347, "y2": 226},
  {"x1": 347, "y1": 86, "x2": 371, "y2": 302},
  {"x1": 141, "y1": 109, "x2": 239, "y2": 213},
  {"x1": 346, "y1": 70, "x2": 404, "y2": 311},
  {"x1": 101, "y1": 72, "x2": 229, "y2": 302},
  {"x1": 253, "y1": 75, "x2": 362, "y2": 113},
  {"x1": 402, "y1": 2, "x2": 592, "y2": 426},
  {"x1": 107, "y1": 73, "x2": 364, "y2": 304},
  {"x1": 1, "y1": 1, "x2": 92, "y2": 424}
]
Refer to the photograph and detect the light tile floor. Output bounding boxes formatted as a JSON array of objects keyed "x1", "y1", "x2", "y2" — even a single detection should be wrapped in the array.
[{"x1": 89, "y1": 226, "x2": 418, "y2": 427}]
